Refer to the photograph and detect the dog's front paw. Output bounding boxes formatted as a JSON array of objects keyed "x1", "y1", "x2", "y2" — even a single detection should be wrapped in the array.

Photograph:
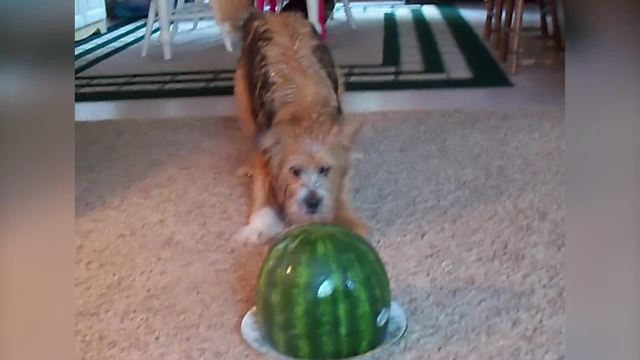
[
  {"x1": 234, "y1": 207, "x2": 284, "y2": 244},
  {"x1": 353, "y1": 222, "x2": 372, "y2": 238}
]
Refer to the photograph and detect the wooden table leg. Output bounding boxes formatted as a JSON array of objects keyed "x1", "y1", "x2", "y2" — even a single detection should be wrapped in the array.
[
  {"x1": 539, "y1": 0, "x2": 549, "y2": 37},
  {"x1": 549, "y1": 0, "x2": 564, "y2": 50},
  {"x1": 510, "y1": 0, "x2": 525, "y2": 73},
  {"x1": 483, "y1": 0, "x2": 496, "y2": 41},
  {"x1": 493, "y1": 0, "x2": 504, "y2": 49},
  {"x1": 500, "y1": 0, "x2": 515, "y2": 62}
]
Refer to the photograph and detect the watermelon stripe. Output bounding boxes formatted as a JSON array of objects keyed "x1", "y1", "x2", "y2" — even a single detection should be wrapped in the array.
[
  {"x1": 348, "y1": 237, "x2": 390, "y2": 299},
  {"x1": 336, "y1": 230, "x2": 390, "y2": 354},
  {"x1": 358, "y1": 248, "x2": 391, "y2": 341},
  {"x1": 308, "y1": 241, "x2": 335, "y2": 358},
  {"x1": 319, "y1": 238, "x2": 351, "y2": 358},
  {"x1": 355, "y1": 252, "x2": 390, "y2": 346},
  {"x1": 256, "y1": 253, "x2": 276, "y2": 344},
  {"x1": 278, "y1": 234, "x2": 309, "y2": 353},
  {"x1": 257, "y1": 239, "x2": 288, "y2": 318},
  {"x1": 330, "y1": 246, "x2": 364, "y2": 357},
  {"x1": 344, "y1": 252, "x2": 375, "y2": 354},
  {"x1": 256, "y1": 270, "x2": 269, "y2": 341},
  {"x1": 289, "y1": 243, "x2": 312, "y2": 358},
  {"x1": 348, "y1": 232, "x2": 388, "y2": 333},
  {"x1": 262, "y1": 238, "x2": 291, "y2": 275},
  {"x1": 345, "y1": 233, "x2": 389, "y2": 305},
  {"x1": 265, "y1": 241, "x2": 295, "y2": 352}
]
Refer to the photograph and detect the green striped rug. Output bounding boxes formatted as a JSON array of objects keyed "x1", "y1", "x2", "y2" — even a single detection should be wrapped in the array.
[{"x1": 75, "y1": 4, "x2": 510, "y2": 101}]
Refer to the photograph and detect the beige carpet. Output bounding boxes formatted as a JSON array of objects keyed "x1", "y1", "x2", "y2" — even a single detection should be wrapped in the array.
[{"x1": 76, "y1": 108, "x2": 564, "y2": 359}]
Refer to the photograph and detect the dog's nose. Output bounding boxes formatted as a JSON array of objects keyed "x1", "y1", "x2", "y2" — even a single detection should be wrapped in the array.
[{"x1": 303, "y1": 192, "x2": 322, "y2": 213}]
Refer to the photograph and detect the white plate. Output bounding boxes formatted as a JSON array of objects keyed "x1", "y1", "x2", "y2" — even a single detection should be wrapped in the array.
[{"x1": 240, "y1": 301, "x2": 408, "y2": 359}]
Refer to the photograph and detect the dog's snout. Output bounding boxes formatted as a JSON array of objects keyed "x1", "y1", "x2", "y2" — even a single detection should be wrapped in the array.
[{"x1": 303, "y1": 192, "x2": 322, "y2": 213}]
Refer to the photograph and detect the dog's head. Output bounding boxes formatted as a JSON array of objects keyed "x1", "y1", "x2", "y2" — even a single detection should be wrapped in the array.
[{"x1": 260, "y1": 119, "x2": 362, "y2": 225}]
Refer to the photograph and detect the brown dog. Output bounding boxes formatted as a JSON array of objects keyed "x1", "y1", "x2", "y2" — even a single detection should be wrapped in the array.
[{"x1": 214, "y1": 0, "x2": 368, "y2": 243}]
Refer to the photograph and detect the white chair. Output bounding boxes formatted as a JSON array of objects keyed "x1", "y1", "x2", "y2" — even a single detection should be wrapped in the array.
[
  {"x1": 334, "y1": 0, "x2": 356, "y2": 29},
  {"x1": 171, "y1": 0, "x2": 204, "y2": 36},
  {"x1": 141, "y1": 0, "x2": 215, "y2": 59}
]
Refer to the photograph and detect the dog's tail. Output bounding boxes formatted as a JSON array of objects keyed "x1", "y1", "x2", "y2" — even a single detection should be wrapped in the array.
[{"x1": 212, "y1": 0, "x2": 255, "y2": 51}]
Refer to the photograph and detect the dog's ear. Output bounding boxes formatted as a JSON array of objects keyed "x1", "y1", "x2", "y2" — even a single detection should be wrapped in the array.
[{"x1": 331, "y1": 118, "x2": 364, "y2": 147}]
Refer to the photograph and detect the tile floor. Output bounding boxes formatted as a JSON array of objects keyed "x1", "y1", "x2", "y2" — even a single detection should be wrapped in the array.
[{"x1": 75, "y1": 2, "x2": 564, "y2": 121}]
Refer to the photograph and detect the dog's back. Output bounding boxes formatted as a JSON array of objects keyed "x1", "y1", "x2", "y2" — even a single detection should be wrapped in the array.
[
  {"x1": 213, "y1": 0, "x2": 343, "y2": 137},
  {"x1": 216, "y1": 0, "x2": 368, "y2": 241},
  {"x1": 240, "y1": 13, "x2": 342, "y2": 133}
]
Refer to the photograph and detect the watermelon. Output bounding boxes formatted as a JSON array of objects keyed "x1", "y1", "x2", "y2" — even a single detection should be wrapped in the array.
[{"x1": 256, "y1": 224, "x2": 391, "y2": 359}]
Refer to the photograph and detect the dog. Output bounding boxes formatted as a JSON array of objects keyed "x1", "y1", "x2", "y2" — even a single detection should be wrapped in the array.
[{"x1": 213, "y1": 0, "x2": 369, "y2": 244}]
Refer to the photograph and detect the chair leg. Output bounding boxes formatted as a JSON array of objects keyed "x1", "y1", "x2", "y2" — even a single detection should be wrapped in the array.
[
  {"x1": 256, "y1": 0, "x2": 265, "y2": 12},
  {"x1": 343, "y1": 0, "x2": 356, "y2": 29},
  {"x1": 539, "y1": 0, "x2": 549, "y2": 37},
  {"x1": 483, "y1": 0, "x2": 496, "y2": 41},
  {"x1": 548, "y1": 0, "x2": 564, "y2": 50},
  {"x1": 157, "y1": 0, "x2": 172, "y2": 59},
  {"x1": 220, "y1": 23, "x2": 234, "y2": 52},
  {"x1": 172, "y1": 0, "x2": 185, "y2": 39},
  {"x1": 493, "y1": 0, "x2": 504, "y2": 49},
  {"x1": 141, "y1": 0, "x2": 157, "y2": 57},
  {"x1": 499, "y1": 0, "x2": 515, "y2": 62},
  {"x1": 510, "y1": 0, "x2": 525, "y2": 73},
  {"x1": 192, "y1": 0, "x2": 204, "y2": 30},
  {"x1": 171, "y1": 23, "x2": 178, "y2": 39}
]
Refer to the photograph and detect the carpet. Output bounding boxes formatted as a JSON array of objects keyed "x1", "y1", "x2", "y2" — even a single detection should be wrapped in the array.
[
  {"x1": 74, "y1": 4, "x2": 511, "y2": 101},
  {"x1": 76, "y1": 108, "x2": 564, "y2": 359}
]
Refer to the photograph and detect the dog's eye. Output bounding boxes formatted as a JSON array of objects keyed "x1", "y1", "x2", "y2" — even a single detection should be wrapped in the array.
[
  {"x1": 290, "y1": 166, "x2": 302, "y2": 177},
  {"x1": 319, "y1": 166, "x2": 332, "y2": 176}
]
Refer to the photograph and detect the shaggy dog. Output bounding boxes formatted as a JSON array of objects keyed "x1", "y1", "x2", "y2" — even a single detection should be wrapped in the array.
[{"x1": 213, "y1": 0, "x2": 368, "y2": 243}]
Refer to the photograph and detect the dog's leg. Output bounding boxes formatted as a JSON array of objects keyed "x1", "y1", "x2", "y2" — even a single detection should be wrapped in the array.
[
  {"x1": 336, "y1": 207, "x2": 370, "y2": 238},
  {"x1": 234, "y1": 66, "x2": 283, "y2": 244},
  {"x1": 334, "y1": 190, "x2": 370, "y2": 238},
  {"x1": 234, "y1": 66, "x2": 258, "y2": 140},
  {"x1": 233, "y1": 65, "x2": 258, "y2": 180},
  {"x1": 235, "y1": 152, "x2": 284, "y2": 244}
]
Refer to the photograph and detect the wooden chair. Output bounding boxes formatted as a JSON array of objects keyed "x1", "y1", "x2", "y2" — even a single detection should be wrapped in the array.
[
  {"x1": 483, "y1": 0, "x2": 563, "y2": 73},
  {"x1": 508, "y1": 0, "x2": 563, "y2": 73}
]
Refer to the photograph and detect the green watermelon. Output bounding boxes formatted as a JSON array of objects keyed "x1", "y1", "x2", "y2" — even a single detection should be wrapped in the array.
[{"x1": 256, "y1": 224, "x2": 391, "y2": 359}]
